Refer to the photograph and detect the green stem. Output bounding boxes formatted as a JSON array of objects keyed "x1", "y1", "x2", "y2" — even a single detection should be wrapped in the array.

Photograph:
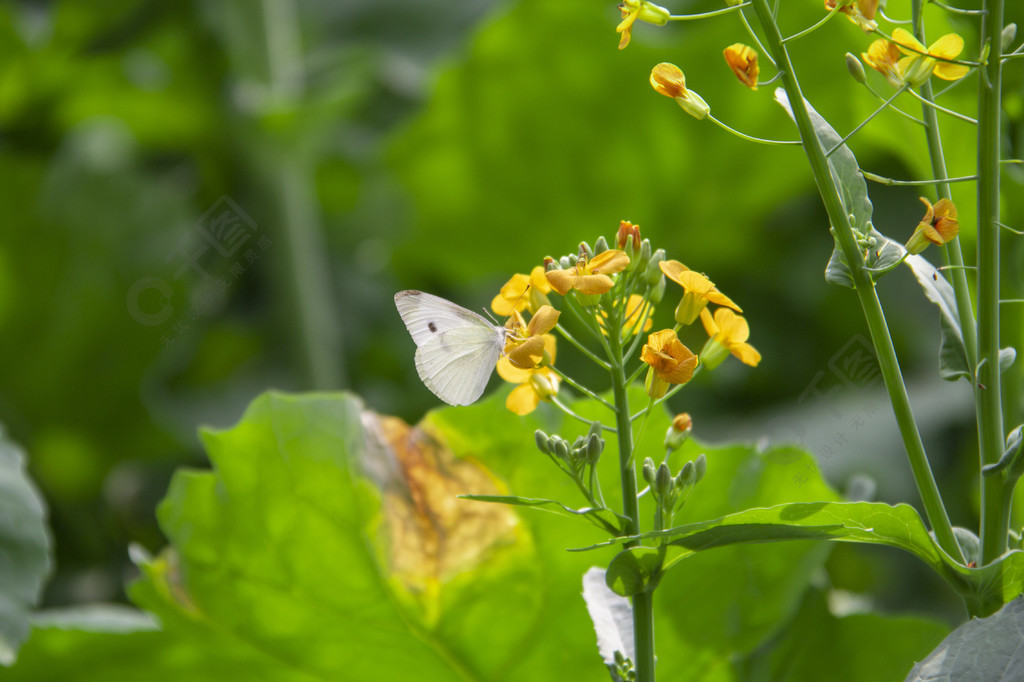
[
  {"x1": 976, "y1": 0, "x2": 1008, "y2": 566},
  {"x1": 906, "y1": 88, "x2": 978, "y2": 125},
  {"x1": 750, "y1": 0, "x2": 963, "y2": 563},
  {"x1": 607, "y1": 324, "x2": 655, "y2": 682},
  {"x1": 707, "y1": 115, "x2": 802, "y2": 146}
]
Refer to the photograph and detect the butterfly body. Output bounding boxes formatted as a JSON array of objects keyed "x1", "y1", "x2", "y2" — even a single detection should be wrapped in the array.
[{"x1": 395, "y1": 290, "x2": 506, "y2": 406}]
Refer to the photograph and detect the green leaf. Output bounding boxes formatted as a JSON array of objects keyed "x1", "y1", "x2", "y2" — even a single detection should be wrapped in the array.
[
  {"x1": 742, "y1": 588, "x2": 949, "y2": 681},
  {"x1": 774, "y1": 89, "x2": 873, "y2": 234},
  {"x1": 0, "y1": 428, "x2": 53, "y2": 666},
  {"x1": 906, "y1": 596, "x2": 1024, "y2": 681},
  {"x1": 7, "y1": 606, "x2": 314, "y2": 681},
  {"x1": 460, "y1": 494, "x2": 628, "y2": 534},
  {"x1": 905, "y1": 254, "x2": 970, "y2": 381},
  {"x1": 825, "y1": 240, "x2": 856, "y2": 288},
  {"x1": 582, "y1": 567, "x2": 634, "y2": 682},
  {"x1": 594, "y1": 502, "x2": 948, "y2": 596},
  {"x1": 129, "y1": 391, "x2": 609, "y2": 680}
]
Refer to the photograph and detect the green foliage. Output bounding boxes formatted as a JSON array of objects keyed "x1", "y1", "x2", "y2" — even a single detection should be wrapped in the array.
[
  {"x1": 907, "y1": 596, "x2": 1024, "y2": 681},
  {"x1": 0, "y1": 429, "x2": 52, "y2": 666}
]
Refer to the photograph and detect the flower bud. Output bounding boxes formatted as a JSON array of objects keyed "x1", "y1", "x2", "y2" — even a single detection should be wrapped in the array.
[
  {"x1": 617, "y1": 221, "x2": 641, "y2": 253},
  {"x1": 535, "y1": 429, "x2": 550, "y2": 454},
  {"x1": 559, "y1": 255, "x2": 573, "y2": 270},
  {"x1": 845, "y1": 52, "x2": 867, "y2": 84},
  {"x1": 693, "y1": 453, "x2": 706, "y2": 482},
  {"x1": 1003, "y1": 24, "x2": 1017, "y2": 52},
  {"x1": 578, "y1": 241, "x2": 594, "y2": 261},
  {"x1": 665, "y1": 413, "x2": 693, "y2": 451},
  {"x1": 677, "y1": 460, "x2": 695, "y2": 489},
  {"x1": 543, "y1": 256, "x2": 556, "y2": 271},
  {"x1": 655, "y1": 462, "x2": 674, "y2": 497},
  {"x1": 649, "y1": 275, "x2": 666, "y2": 304},
  {"x1": 645, "y1": 249, "x2": 666, "y2": 285},
  {"x1": 639, "y1": 239, "x2": 652, "y2": 267},
  {"x1": 637, "y1": 1, "x2": 670, "y2": 26},
  {"x1": 594, "y1": 236, "x2": 609, "y2": 254},
  {"x1": 588, "y1": 420, "x2": 603, "y2": 439},
  {"x1": 586, "y1": 433, "x2": 604, "y2": 464},
  {"x1": 552, "y1": 436, "x2": 570, "y2": 461},
  {"x1": 642, "y1": 457, "x2": 657, "y2": 486}
]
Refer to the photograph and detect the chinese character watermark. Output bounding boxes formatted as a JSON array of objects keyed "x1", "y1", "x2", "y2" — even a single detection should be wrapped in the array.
[{"x1": 126, "y1": 196, "x2": 270, "y2": 345}]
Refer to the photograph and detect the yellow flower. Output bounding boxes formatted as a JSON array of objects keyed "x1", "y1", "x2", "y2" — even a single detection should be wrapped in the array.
[
  {"x1": 492, "y1": 266, "x2": 552, "y2": 316},
  {"x1": 503, "y1": 305, "x2": 560, "y2": 369},
  {"x1": 545, "y1": 250, "x2": 630, "y2": 296},
  {"x1": 659, "y1": 260, "x2": 741, "y2": 325},
  {"x1": 640, "y1": 329, "x2": 698, "y2": 399},
  {"x1": 699, "y1": 308, "x2": 760, "y2": 369},
  {"x1": 825, "y1": 0, "x2": 878, "y2": 32},
  {"x1": 616, "y1": 0, "x2": 670, "y2": 50},
  {"x1": 905, "y1": 197, "x2": 959, "y2": 254},
  {"x1": 650, "y1": 63, "x2": 710, "y2": 120},
  {"x1": 497, "y1": 334, "x2": 559, "y2": 415},
  {"x1": 723, "y1": 44, "x2": 759, "y2": 90},
  {"x1": 890, "y1": 28, "x2": 970, "y2": 86},
  {"x1": 597, "y1": 294, "x2": 654, "y2": 337},
  {"x1": 862, "y1": 38, "x2": 905, "y2": 88}
]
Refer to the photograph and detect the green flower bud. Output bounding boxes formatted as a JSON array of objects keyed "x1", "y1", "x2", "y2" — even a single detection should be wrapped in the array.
[
  {"x1": 655, "y1": 462, "x2": 674, "y2": 497},
  {"x1": 693, "y1": 453, "x2": 706, "y2": 483},
  {"x1": 588, "y1": 421, "x2": 603, "y2": 439},
  {"x1": 594, "y1": 236, "x2": 609, "y2": 254},
  {"x1": 638, "y1": 239, "x2": 652, "y2": 268},
  {"x1": 552, "y1": 436, "x2": 570, "y2": 461},
  {"x1": 559, "y1": 255, "x2": 573, "y2": 270},
  {"x1": 642, "y1": 457, "x2": 657, "y2": 486},
  {"x1": 535, "y1": 429, "x2": 550, "y2": 454},
  {"x1": 637, "y1": 1, "x2": 670, "y2": 26},
  {"x1": 645, "y1": 249, "x2": 666, "y2": 285},
  {"x1": 649, "y1": 275, "x2": 666, "y2": 304},
  {"x1": 845, "y1": 52, "x2": 867, "y2": 84},
  {"x1": 677, "y1": 460, "x2": 695, "y2": 489},
  {"x1": 1003, "y1": 24, "x2": 1017, "y2": 52},
  {"x1": 578, "y1": 241, "x2": 594, "y2": 260},
  {"x1": 586, "y1": 433, "x2": 604, "y2": 463}
]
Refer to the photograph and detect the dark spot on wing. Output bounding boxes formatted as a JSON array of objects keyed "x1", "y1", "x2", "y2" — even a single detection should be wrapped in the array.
[{"x1": 428, "y1": 322, "x2": 438, "y2": 333}]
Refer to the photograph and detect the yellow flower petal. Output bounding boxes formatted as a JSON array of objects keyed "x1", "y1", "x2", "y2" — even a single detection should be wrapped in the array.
[
  {"x1": 933, "y1": 62, "x2": 969, "y2": 81},
  {"x1": 892, "y1": 28, "x2": 926, "y2": 56},
  {"x1": 574, "y1": 273, "x2": 616, "y2": 295},
  {"x1": 733, "y1": 343, "x2": 762, "y2": 367},
  {"x1": 497, "y1": 356, "x2": 531, "y2": 383},
  {"x1": 525, "y1": 305, "x2": 560, "y2": 337},
  {"x1": 545, "y1": 268, "x2": 576, "y2": 296},
  {"x1": 588, "y1": 249, "x2": 630, "y2": 275},
  {"x1": 723, "y1": 44, "x2": 759, "y2": 90},
  {"x1": 650, "y1": 63, "x2": 687, "y2": 99},
  {"x1": 929, "y1": 33, "x2": 964, "y2": 60},
  {"x1": 715, "y1": 308, "x2": 750, "y2": 344},
  {"x1": 506, "y1": 383, "x2": 541, "y2": 415}
]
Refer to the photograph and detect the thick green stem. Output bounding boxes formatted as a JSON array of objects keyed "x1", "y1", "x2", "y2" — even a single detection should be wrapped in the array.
[
  {"x1": 607, "y1": 328, "x2": 655, "y2": 682},
  {"x1": 977, "y1": 0, "x2": 1008, "y2": 564},
  {"x1": 750, "y1": 0, "x2": 963, "y2": 562}
]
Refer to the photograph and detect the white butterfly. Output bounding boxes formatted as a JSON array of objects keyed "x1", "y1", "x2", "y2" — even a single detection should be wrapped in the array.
[{"x1": 395, "y1": 290, "x2": 507, "y2": 406}]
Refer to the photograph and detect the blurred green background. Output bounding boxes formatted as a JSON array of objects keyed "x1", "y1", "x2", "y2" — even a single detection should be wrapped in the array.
[{"x1": 1, "y1": 0, "x2": 1022, "y2": 626}]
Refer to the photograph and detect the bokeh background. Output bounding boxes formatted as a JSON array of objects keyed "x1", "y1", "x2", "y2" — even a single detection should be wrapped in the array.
[{"x1": 2, "y1": 0, "x2": 1022, "y2": 627}]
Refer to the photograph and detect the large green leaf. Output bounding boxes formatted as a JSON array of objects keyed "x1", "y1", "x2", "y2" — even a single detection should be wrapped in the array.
[
  {"x1": 130, "y1": 391, "x2": 605, "y2": 680},
  {"x1": 0, "y1": 428, "x2": 53, "y2": 666},
  {"x1": 742, "y1": 589, "x2": 949, "y2": 681},
  {"x1": 906, "y1": 596, "x2": 1024, "y2": 681}
]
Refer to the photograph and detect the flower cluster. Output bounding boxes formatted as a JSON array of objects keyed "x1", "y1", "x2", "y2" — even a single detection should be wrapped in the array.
[{"x1": 489, "y1": 222, "x2": 760, "y2": 414}]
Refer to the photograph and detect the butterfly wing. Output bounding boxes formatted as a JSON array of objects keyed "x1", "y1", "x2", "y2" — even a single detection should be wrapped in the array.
[
  {"x1": 395, "y1": 290, "x2": 506, "y2": 406},
  {"x1": 414, "y1": 326, "x2": 504, "y2": 405},
  {"x1": 395, "y1": 290, "x2": 497, "y2": 346}
]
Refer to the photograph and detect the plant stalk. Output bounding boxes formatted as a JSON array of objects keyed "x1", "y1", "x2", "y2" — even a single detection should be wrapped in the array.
[
  {"x1": 749, "y1": 0, "x2": 963, "y2": 562},
  {"x1": 977, "y1": 0, "x2": 1008, "y2": 565},
  {"x1": 608, "y1": 325, "x2": 655, "y2": 682}
]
